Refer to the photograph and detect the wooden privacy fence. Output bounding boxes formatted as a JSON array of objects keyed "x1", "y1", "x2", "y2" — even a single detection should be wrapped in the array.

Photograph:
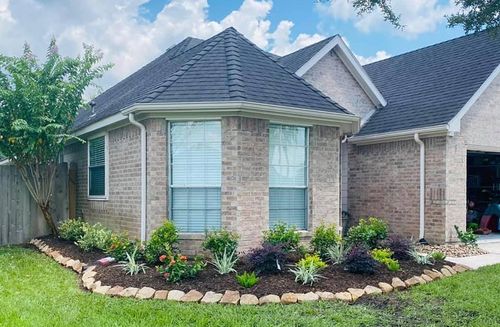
[{"x1": 0, "y1": 163, "x2": 74, "y2": 246}]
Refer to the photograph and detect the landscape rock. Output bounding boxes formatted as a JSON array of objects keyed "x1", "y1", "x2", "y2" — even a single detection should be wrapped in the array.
[
  {"x1": 93, "y1": 285, "x2": 111, "y2": 295},
  {"x1": 50, "y1": 251, "x2": 61, "y2": 259},
  {"x1": 200, "y1": 291, "x2": 222, "y2": 304},
  {"x1": 364, "y1": 285, "x2": 382, "y2": 295},
  {"x1": 432, "y1": 269, "x2": 444, "y2": 278},
  {"x1": 91, "y1": 281, "x2": 101, "y2": 290},
  {"x1": 441, "y1": 268, "x2": 452, "y2": 277},
  {"x1": 414, "y1": 276, "x2": 426, "y2": 285},
  {"x1": 347, "y1": 288, "x2": 365, "y2": 301},
  {"x1": 167, "y1": 290, "x2": 185, "y2": 301},
  {"x1": 136, "y1": 287, "x2": 156, "y2": 299},
  {"x1": 297, "y1": 292, "x2": 319, "y2": 303},
  {"x1": 259, "y1": 294, "x2": 280, "y2": 305},
  {"x1": 240, "y1": 294, "x2": 259, "y2": 305},
  {"x1": 119, "y1": 287, "x2": 139, "y2": 298},
  {"x1": 404, "y1": 277, "x2": 421, "y2": 287},
  {"x1": 83, "y1": 277, "x2": 95, "y2": 289},
  {"x1": 59, "y1": 257, "x2": 70, "y2": 265},
  {"x1": 73, "y1": 261, "x2": 83, "y2": 273},
  {"x1": 391, "y1": 277, "x2": 406, "y2": 290},
  {"x1": 220, "y1": 290, "x2": 240, "y2": 305},
  {"x1": 65, "y1": 259, "x2": 76, "y2": 268},
  {"x1": 281, "y1": 292, "x2": 298, "y2": 304},
  {"x1": 106, "y1": 286, "x2": 124, "y2": 296},
  {"x1": 316, "y1": 291, "x2": 335, "y2": 301},
  {"x1": 82, "y1": 271, "x2": 97, "y2": 280},
  {"x1": 423, "y1": 269, "x2": 441, "y2": 280},
  {"x1": 154, "y1": 290, "x2": 169, "y2": 300},
  {"x1": 443, "y1": 265, "x2": 457, "y2": 275},
  {"x1": 378, "y1": 282, "x2": 393, "y2": 293},
  {"x1": 181, "y1": 290, "x2": 204, "y2": 303},
  {"x1": 452, "y1": 265, "x2": 469, "y2": 273},
  {"x1": 421, "y1": 274, "x2": 433, "y2": 282},
  {"x1": 335, "y1": 292, "x2": 352, "y2": 302}
]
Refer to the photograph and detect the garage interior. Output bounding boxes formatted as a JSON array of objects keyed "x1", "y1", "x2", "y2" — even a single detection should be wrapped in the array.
[{"x1": 467, "y1": 151, "x2": 500, "y2": 237}]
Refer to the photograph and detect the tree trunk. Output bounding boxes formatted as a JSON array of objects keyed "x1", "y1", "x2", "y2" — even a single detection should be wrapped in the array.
[{"x1": 40, "y1": 204, "x2": 59, "y2": 237}]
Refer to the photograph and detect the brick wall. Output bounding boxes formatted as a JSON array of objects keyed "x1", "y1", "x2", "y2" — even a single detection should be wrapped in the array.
[
  {"x1": 309, "y1": 125, "x2": 341, "y2": 231},
  {"x1": 221, "y1": 117, "x2": 269, "y2": 252},
  {"x1": 348, "y1": 137, "x2": 448, "y2": 242},
  {"x1": 303, "y1": 50, "x2": 376, "y2": 118}
]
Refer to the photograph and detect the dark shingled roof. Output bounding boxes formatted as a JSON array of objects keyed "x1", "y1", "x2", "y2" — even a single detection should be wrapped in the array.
[
  {"x1": 360, "y1": 30, "x2": 500, "y2": 136},
  {"x1": 75, "y1": 28, "x2": 350, "y2": 131},
  {"x1": 277, "y1": 36, "x2": 334, "y2": 72}
]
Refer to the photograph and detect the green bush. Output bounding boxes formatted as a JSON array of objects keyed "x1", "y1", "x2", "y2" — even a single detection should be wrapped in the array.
[
  {"x1": 202, "y1": 229, "x2": 239, "y2": 258},
  {"x1": 263, "y1": 223, "x2": 300, "y2": 251},
  {"x1": 371, "y1": 248, "x2": 401, "y2": 271},
  {"x1": 76, "y1": 223, "x2": 112, "y2": 252},
  {"x1": 454, "y1": 225, "x2": 478, "y2": 246},
  {"x1": 430, "y1": 251, "x2": 446, "y2": 261},
  {"x1": 58, "y1": 219, "x2": 89, "y2": 242},
  {"x1": 236, "y1": 272, "x2": 260, "y2": 288},
  {"x1": 385, "y1": 258, "x2": 400, "y2": 272},
  {"x1": 346, "y1": 217, "x2": 388, "y2": 248},
  {"x1": 157, "y1": 254, "x2": 205, "y2": 283},
  {"x1": 290, "y1": 254, "x2": 327, "y2": 285},
  {"x1": 106, "y1": 233, "x2": 138, "y2": 261},
  {"x1": 144, "y1": 221, "x2": 178, "y2": 265},
  {"x1": 311, "y1": 224, "x2": 341, "y2": 258}
]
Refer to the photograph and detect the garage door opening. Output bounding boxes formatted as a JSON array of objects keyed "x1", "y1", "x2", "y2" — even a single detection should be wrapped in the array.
[{"x1": 467, "y1": 151, "x2": 500, "y2": 239}]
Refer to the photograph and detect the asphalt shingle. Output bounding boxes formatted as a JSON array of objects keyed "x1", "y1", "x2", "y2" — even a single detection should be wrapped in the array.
[
  {"x1": 277, "y1": 36, "x2": 334, "y2": 72},
  {"x1": 360, "y1": 30, "x2": 500, "y2": 136}
]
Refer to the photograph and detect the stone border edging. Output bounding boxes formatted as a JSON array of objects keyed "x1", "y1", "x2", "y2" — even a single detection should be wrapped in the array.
[{"x1": 30, "y1": 239, "x2": 470, "y2": 305}]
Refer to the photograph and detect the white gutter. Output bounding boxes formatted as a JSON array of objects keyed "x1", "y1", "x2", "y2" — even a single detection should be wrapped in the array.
[
  {"x1": 414, "y1": 133, "x2": 426, "y2": 242},
  {"x1": 128, "y1": 113, "x2": 147, "y2": 242},
  {"x1": 349, "y1": 124, "x2": 449, "y2": 145}
]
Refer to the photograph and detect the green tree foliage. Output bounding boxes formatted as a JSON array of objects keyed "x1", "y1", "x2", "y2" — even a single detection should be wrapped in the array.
[{"x1": 0, "y1": 39, "x2": 111, "y2": 235}]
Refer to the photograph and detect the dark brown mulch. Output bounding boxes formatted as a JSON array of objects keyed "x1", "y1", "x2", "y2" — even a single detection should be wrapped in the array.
[{"x1": 40, "y1": 237, "x2": 449, "y2": 298}]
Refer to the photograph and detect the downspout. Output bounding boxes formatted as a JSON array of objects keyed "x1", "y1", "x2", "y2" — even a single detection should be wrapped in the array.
[
  {"x1": 128, "y1": 113, "x2": 147, "y2": 242},
  {"x1": 414, "y1": 133, "x2": 427, "y2": 244}
]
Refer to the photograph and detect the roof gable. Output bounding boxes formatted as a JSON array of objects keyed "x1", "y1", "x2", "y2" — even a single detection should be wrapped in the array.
[{"x1": 359, "y1": 30, "x2": 500, "y2": 137}]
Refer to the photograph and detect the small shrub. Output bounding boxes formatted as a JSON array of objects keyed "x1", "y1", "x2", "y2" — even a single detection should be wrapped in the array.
[
  {"x1": 116, "y1": 246, "x2": 148, "y2": 275},
  {"x1": 106, "y1": 233, "x2": 137, "y2": 261},
  {"x1": 380, "y1": 234, "x2": 413, "y2": 260},
  {"x1": 144, "y1": 221, "x2": 178, "y2": 265},
  {"x1": 202, "y1": 229, "x2": 239, "y2": 258},
  {"x1": 346, "y1": 217, "x2": 388, "y2": 249},
  {"x1": 408, "y1": 249, "x2": 433, "y2": 265},
  {"x1": 236, "y1": 272, "x2": 260, "y2": 288},
  {"x1": 454, "y1": 225, "x2": 478, "y2": 246},
  {"x1": 326, "y1": 242, "x2": 350, "y2": 264},
  {"x1": 311, "y1": 223, "x2": 341, "y2": 258},
  {"x1": 385, "y1": 258, "x2": 400, "y2": 272},
  {"x1": 76, "y1": 223, "x2": 112, "y2": 252},
  {"x1": 247, "y1": 243, "x2": 287, "y2": 274},
  {"x1": 211, "y1": 248, "x2": 238, "y2": 275},
  {"x1": 263, "y1": 223, "x2": 300, "y2": 251},
  {"x1": 344, "y1": 245, "x2": 379, "y2": 274},
  {"x1": 157, "y1": 254, "x2": 205, "y2": 283},
  {"x1": 290, "y1": 254, "x2": 327, "y2": 285},
  {"x1": 431, "y1": 251, "x2": 446, "y2": 261},
  {"x1": 58, "y1": 219, "x2": 89, "y2": 241},
  {"x1": 371, "y1": 248, "x2": 393, "y2": 263}
]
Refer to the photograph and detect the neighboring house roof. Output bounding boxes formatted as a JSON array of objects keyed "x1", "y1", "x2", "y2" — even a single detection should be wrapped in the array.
[
  {"x1": 359, "y1": 30, "x2": 500, "y2": 137},
  {"x1": 75, "y1": 28, "x2": 352, "y2": 132}
]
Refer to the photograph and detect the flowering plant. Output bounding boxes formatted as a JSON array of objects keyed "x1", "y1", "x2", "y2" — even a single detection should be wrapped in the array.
[{"x1": 157, "y1": 253, "x2": 205, "y2": 283}]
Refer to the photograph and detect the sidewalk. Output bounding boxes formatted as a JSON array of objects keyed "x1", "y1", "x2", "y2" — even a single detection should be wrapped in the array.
[{"x1": 447, "y1": 242, "x2": 500, "y2": 269}]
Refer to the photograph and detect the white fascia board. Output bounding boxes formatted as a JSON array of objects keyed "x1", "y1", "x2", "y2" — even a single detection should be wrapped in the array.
[
  {"x1": 295, "y1": 36, "x2": 387, "y2": 108},
  {"x1": 448, "y1": 64, "x2": 500, "y2": 133},
  {"x1": 73, "y1": 113, "x2": 129, "y2": 137},
  {"x1": 349, "y1": 124, "x2": 450, "y2": 145}
]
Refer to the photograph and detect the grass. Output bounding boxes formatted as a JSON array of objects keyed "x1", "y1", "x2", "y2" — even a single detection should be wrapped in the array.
[{"x1": 0, "y1": 246, "x2": 499, "y2": 327}]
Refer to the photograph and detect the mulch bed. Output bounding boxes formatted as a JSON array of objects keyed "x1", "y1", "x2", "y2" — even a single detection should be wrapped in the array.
[{"x1": 40, "y1": 236, "x2": 449, "y2": 298}]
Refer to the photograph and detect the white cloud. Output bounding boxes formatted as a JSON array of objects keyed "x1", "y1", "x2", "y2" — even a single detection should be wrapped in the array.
[
  {"x1": 317, "y1": 0, "x2": 459, "y2": 38},
  {"x1": 355, "y1": 50, "x2": 391, "y2": 65},
  {"x1": 0, "y1": 0, "x2": 323, "y2": 91}
]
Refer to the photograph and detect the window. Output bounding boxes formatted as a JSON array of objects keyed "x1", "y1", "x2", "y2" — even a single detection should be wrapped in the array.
[
  {"x1": 88, "y1": 135, "x2": 107, "y2": 198},
  {"x1": 269, "y1": 124, "x2": 308, "y2": 229},
  {"x1": 170, "y1": 121, "x2": 221, "y2": 232}
]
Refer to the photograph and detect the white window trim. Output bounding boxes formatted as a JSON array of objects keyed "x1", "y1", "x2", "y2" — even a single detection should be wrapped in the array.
[
  {"x1": 87, "y1": 132, "x2": 109, "y2": 201},
  {"x1": 269, "y1": 124, "x2": 310, "y2": 231}
]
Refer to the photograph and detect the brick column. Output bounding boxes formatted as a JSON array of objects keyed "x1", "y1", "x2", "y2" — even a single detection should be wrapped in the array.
[
  {"x1": 222, "y1": 117, "x2": 269, "y2": 252},
  {"x1": 308, "y1": 125, "x2": 341, "y2": 231}
]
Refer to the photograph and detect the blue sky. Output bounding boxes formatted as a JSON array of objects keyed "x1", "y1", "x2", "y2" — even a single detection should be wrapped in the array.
[{"x1": 141, "y1": 0, "x2": 464, "y2": 59}]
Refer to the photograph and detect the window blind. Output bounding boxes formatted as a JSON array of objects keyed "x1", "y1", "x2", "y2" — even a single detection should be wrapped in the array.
[{"x1": 88, "y1": 136, "x2": 106, "y2": 197}]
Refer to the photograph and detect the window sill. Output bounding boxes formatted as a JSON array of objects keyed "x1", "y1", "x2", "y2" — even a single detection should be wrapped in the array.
[
  {"x1": 87, "y1": 196, "x2": 108, "y2": 201},
  {"x1": 179, "y1": 233, "x2": 205, "y2": 240}
]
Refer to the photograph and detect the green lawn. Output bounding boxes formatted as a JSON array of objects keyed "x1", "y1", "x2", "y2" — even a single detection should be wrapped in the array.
[{"x1": 0, "y1": 246, "x2": 499, "y2": 327}]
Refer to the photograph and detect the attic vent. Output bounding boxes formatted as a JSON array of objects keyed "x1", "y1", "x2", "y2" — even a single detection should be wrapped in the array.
[{"x1": 89, "y1": 100, "x2": 96, "y2": 117}]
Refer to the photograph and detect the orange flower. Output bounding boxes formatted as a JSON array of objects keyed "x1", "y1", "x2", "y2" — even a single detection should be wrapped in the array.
[
  {"x1": 180, "y1": 255, "x2": 188, "y2": 261},
  {"x1": 159, "y1": 255, "x2": 167, "y2": 262},
  {"x1": 169, "y1": 259, "x2": 176, "y2": 265}
]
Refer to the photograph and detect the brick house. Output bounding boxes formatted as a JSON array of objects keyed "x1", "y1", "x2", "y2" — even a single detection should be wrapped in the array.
[{"x1": 65, "y1": 27, "x2": 500, "y2": 252}]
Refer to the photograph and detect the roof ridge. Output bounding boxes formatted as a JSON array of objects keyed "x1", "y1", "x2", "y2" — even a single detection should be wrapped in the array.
[
  {"x1": 227, "y1": 29, "x2": 352, "y2": 115},
  {"x1": 279, "y1": 35, "x2": 336, "y2": 60},
  {"x1": 364, "y1": 30, "x2": 490, "y2": 68},
  {"x1": 224, "y1": 28, "x2": 246, "y2": 100},
  {"x1": 140, "y1": 33, "x2": 226, "y2": 103}
]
